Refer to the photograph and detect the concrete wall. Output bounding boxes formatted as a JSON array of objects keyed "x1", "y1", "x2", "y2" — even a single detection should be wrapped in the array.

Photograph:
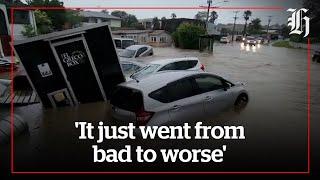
[{"x1": 289, "y1": 41, "x2": 320, "y2": 51}]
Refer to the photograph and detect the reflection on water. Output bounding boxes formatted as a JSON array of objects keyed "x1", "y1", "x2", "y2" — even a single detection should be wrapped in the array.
[{"x1": 240, "y1": 42, "x2": 261, "y2": 52}]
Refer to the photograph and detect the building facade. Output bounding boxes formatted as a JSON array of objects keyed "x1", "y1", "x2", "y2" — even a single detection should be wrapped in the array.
[
  {"x1": 79, "y1": 11, "x2": 121, "y2": 28},
  {"x1": 112, "y1": 29, "x2": 172, "y2": 47}
]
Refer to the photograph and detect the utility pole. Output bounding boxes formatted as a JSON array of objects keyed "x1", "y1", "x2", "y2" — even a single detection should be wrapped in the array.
[
  {"x1": 231, "y1": 11, "x2": 239, "y2": 42},
  {"x1": 266, "y1": 16, "x2": 272, "y2": 43},
  {"x1": 266, "y1": 16, "x2": 272, "y2": 34},
  {"x1": 205, "y1": 0, "x2": 213, "y2": 31}
]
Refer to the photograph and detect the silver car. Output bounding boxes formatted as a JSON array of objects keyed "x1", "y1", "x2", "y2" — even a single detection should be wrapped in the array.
[
  {"x1": 130, "y1": 57, "x2": 205, "y2": 80},
  {"x1": 110, "y1": 71, "x2": 249, "y2": 126}
]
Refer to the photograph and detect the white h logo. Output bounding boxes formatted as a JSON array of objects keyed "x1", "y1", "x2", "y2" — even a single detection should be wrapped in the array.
[{"x1": 287, "y1": 8, "x2": 310, "y2": 38}]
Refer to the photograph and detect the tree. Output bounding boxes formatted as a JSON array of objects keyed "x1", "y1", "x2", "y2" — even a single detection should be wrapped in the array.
[
  {"x1": 243, "y1": 10, "x2": 252, "y2": 36},
  {"x1": 152, "y1": 17, "x2": 160, "y2": 30},
  {"x1": 25, "y1": 0, "x2": 81, "y2": 30},
  {"x1": 209, "y1": 11, "x2": 218, "y2": 24},
  {"x1": 279, "y1": 24, "x2": 290, "y2": 38},
  {"x1": 111, "y1": 10, "x2": 138, "y2": 28},
  {"x1": 195, "y1": 11, "x2": 207, "y2": 21},
  {"x1": 160, "y1": 17, "x2": 166, "y2": 29},
  {"x1": 22, "y1": 9, "x2": 53, "y2": 36},
  {"x1": 171, "y1": 13, "x2": 177, "y2": 19},
  {"x1": 173, "y1": 23, "x2": 206, "y2": 49},
  {"x1": 247, "y1": 18, "x2": 262, "y2": 35}
]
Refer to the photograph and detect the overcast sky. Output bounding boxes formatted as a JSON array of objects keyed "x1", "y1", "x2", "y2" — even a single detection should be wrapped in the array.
[{"x1": 61, "y1": 0, "x2": 303, "y2": 25}]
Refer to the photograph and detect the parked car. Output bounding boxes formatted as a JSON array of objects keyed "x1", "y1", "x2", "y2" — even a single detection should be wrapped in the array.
[
  {"x1": 114, "y1": 38, "x2": 135, "y2": 50},
  {"x1": 130, "y1": 57, "x2": 205, "y2": 80},
  {"x1": 313, "y1": 50, "x2": 320, "y2": 63},
  {"x1": 110, "y1": 71, "x2": 249, "y2": 126},
  {"x1": 244, "y1": 36, "x2": 257, "y2": 46},
  {"x1": 220, "y1": 36, "x2": 230, "y2": 43},
  {"x1": 120, "y1": 60, "x2": 145, "y2": 79},
  {"x1": 235, "y1": 35, "x2": 243, "y2": 41},
  {"x1": 119, "y1": 45, "x2": 153, "y2": 60}
]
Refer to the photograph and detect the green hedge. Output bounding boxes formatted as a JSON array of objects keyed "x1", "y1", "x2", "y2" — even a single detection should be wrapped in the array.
[{"x1": 172, "y1": 23, "x2": 206, "y2": 49}]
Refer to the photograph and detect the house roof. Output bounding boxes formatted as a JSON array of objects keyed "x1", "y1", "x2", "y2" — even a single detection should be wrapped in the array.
[
  {"x1": 112, "y1": 30, "x2": 153, "y2": 34},
  {"x1": 149, "y1": 30, "x2": 168, "y2": 35},
  {"x1": 79, "y1": 11, "x2": 121, "y2": 20}
]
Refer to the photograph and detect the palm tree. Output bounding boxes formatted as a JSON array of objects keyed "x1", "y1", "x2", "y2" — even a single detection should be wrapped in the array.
[
  {"x1": 209, "y1": 11, "x2": 218, "y2": 24},
  {"x1": 171, "y1": 13, "x2": 177, "y2": 19},
  {"x1": 243, "y1": 10, "x2": 252, "y2": 36}
]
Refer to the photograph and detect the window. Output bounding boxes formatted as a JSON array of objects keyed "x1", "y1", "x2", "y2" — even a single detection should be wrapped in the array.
[
  {"x1": 166, "y1": 78, "x2": 195, "y2": 102},
  {"x1": 160, "y1": 37, "x2": 166, "y2": 43},
  {"x1": 193, "y1": 75, "x2": 224, "y2": 94},
  {"x1": 149, "y1": 78, "x2": 195, "y2": 103},
  {"x1": 136, "y1": 47, "x2": 148, "y2": 57},
  {"x1": 149, "y1": 87, "x2": 169, "y2": 103},
  {"x1": 131, "y1": 64, "x2": 160, "y2": 79},
  {"x1": 159, "y1": 63, "x2": 176, "y2": 71},
  {"x1": 114, "y1": 39, "x2": 121, "y2": 48},
  {"x1": 122, "y1": 40, "x2": 135, "y2": 49},
  {"x1": 151, "y1": 36, "x2": 157, "y2": 42},
  {"x1": 110, "y1": 87, "x2": 143, "y2": 112},
  {"x1": 174, "y1": 60, "x2": 198, "y2": 70},
  {"x1": 121, "y1": 63, "x2": 141, "y2": 76}
]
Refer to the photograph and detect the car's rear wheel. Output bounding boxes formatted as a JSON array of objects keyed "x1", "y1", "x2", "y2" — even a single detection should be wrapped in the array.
[{"x1": 234, "y1": 93, "x2": 249, "y2": 111}]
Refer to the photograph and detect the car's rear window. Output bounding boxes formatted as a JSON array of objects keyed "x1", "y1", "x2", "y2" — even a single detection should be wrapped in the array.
[{"x1": 111, "y1": 86, "x2": 143, "y2": 112}]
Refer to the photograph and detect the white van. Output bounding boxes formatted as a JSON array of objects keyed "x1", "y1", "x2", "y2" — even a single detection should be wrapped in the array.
[{"x1": 114, "y1": 38, "x2": 135, "y2": 50}]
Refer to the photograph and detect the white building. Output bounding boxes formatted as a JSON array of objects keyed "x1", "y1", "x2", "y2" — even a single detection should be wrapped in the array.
[{"x1": 79, "y1": 11, "x2": 121, "y2": 28}]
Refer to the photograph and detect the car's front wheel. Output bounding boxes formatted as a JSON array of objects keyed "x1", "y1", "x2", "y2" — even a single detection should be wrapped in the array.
[{"x1": 234, "y1": 93, "x2": 249, "y2": 111}]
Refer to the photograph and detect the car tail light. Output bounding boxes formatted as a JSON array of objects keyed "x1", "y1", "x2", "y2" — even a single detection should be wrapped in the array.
[
  {"x1": 200, "y1": 64, "x2": 205, "y2": 71},
  {"x1": 135, "y1": 108, "x2": 154, "y2": 126}
]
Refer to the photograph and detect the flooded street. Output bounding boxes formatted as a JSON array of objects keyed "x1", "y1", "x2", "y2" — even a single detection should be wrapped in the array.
[{"x1": 1, "y1": 42, "x2": 319, "y2": 172}]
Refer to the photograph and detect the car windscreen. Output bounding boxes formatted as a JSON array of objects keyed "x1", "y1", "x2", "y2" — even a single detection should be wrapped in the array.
[
  {"x1": 110, "y1": 86, "x2": 143, "y2": 112},
  {"x1": 122, "y1": 40, "x2": 135, "y2": 49},
  {"x1": 131, "y1": 64, "x2": 160, "y2": 79},
  {"x1": 247, "y1": 37, "x2": 255, "y2": 40},
  {"x1": 119, "y1": 49, "x2": 136, "y2": 58}
]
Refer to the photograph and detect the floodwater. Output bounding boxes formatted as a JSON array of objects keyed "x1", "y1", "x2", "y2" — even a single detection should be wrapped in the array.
[{"x1": 1, "y1": 42, "x2": 320, "y2": 172}]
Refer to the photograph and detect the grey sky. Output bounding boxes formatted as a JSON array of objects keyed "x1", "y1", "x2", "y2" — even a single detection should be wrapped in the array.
[{"x1": 61, "y1": 0, "x2": 303, "y2": 25}]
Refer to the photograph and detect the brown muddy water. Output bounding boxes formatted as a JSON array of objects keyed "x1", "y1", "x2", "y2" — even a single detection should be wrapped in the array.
[{"x1": 1, "y1": 42, "x2": 319, "y2": 172}]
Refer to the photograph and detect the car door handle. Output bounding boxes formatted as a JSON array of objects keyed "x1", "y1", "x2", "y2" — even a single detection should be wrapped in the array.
[
  {"x1": 171, "y1": 105, "x2": 182, "y2": 111},
  {"x1": 204, "y1": 96, "x2": 214, "y2": 102}
]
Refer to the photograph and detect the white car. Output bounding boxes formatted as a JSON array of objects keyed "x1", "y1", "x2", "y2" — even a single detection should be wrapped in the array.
[
  {"x1": 119, "y1": 45, "x2": 153, "y2": 60},
  {"x1": 220, "y1": 37, "x2": 230, "y2": 43},
  {"x1": 130, "y1": 57, "x2": 205, "y2": 80},
  {"x1": 111, "y1": 71, "x2": 249, "y2": 126},
  {"x1": 120, "y1": 60, "x2": 145, "y2": 79}
]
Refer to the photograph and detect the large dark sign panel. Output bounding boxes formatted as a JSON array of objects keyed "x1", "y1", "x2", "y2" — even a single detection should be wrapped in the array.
[
  {"x1": 14, "y1": 23, "x2": 125, "y2": 108},
  {"x1": 53, "y1": 38, "x2": 105, "y2": 104}
]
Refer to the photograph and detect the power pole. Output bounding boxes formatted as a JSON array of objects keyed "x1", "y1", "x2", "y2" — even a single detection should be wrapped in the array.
[
  {"x1": 266, "y1": 16, "x2": 272, "y2": 42},
  {"x1": 205, "y1": 0, "x2": 213, "y2": 31},
  {"x1": 231, "y1": 11, "x2": 239, "y2": 42},
  {"x1": 266, "y1": 16, "x2": 272, "y2": 34}
]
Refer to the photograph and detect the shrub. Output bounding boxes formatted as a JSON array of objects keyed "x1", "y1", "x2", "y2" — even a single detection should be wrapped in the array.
[{"x1": 173, "y1": 23, "x2": 206, "y2": 49}]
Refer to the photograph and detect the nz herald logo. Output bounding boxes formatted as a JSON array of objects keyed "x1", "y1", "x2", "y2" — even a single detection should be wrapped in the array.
[
  {"x1": 61, "y1": 50, "x2": 86, "y2": 67},
  {"x1": 287, "y1": 8, "x2": 310, "y2": 38}
]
